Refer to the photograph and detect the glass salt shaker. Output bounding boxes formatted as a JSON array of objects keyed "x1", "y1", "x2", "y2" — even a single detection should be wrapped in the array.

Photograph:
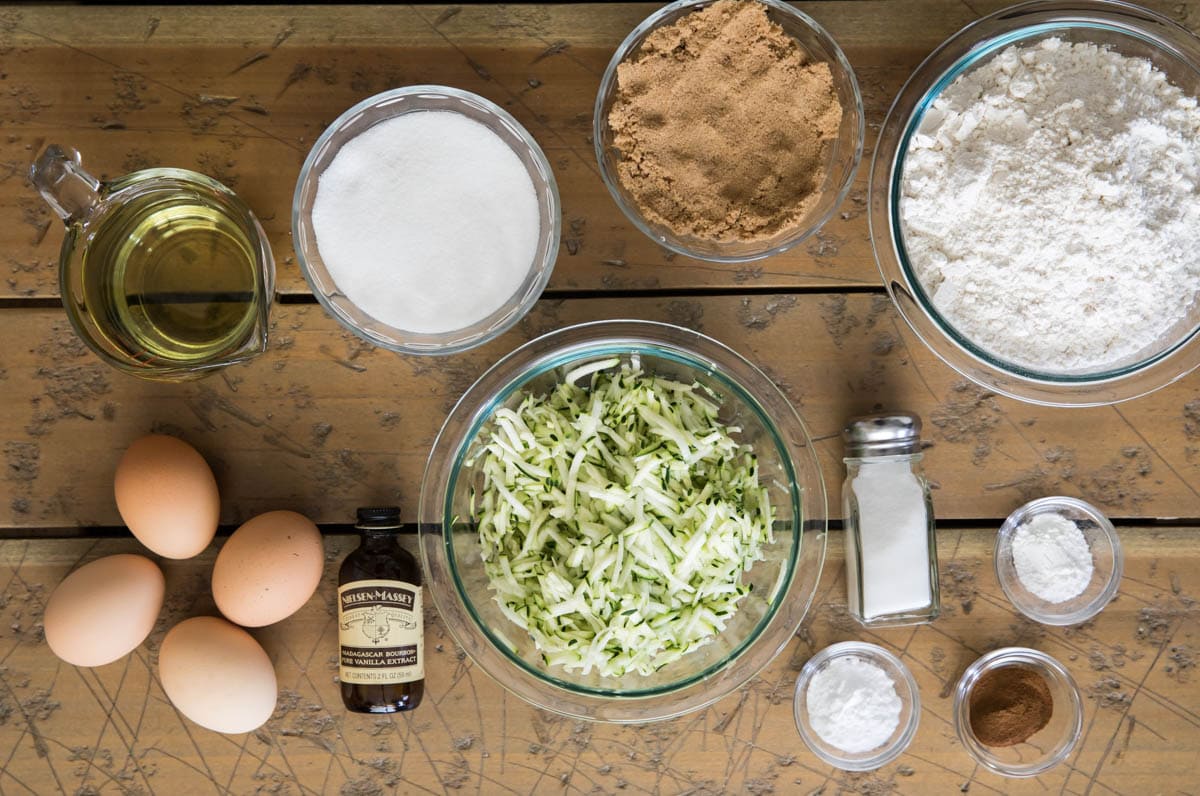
[{"x1": 843, "y1": 413, "x2": 940, "y2": 627}]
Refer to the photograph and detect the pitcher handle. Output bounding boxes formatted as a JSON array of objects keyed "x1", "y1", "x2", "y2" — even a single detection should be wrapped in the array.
[{"x1": 29, "y1": 145, "x2": 101, "y2": 224}]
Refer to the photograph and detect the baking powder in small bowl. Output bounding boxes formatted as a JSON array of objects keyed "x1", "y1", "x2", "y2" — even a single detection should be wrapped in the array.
[
  {"x1": 806, "y1": 655, "x2": 901, "y2": 753},
  {"x1": 793, "y1": 641, "x2": 920, "y2": 771}
]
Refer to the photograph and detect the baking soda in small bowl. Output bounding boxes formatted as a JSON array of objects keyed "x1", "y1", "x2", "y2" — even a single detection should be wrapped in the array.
[
  {"x1": 311, "y1": 110, "x2": 541, "y2": 335},
  {"x1": 1011, "y1": 513, "x2": 1092, "y2": 603}
]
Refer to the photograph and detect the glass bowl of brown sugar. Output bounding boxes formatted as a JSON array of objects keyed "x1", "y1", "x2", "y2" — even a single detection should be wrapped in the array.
[
  {"x1": 953, "y1": 647, "x2": 1083, "y2": 777},
  {"x1": 593, "y1": 0, "x2": 864, "y2": 263}
]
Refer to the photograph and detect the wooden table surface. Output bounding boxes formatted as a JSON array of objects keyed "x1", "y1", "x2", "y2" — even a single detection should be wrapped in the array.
[{"x1": 1, "y1": 3, "x2": 1198, "y2": 794}]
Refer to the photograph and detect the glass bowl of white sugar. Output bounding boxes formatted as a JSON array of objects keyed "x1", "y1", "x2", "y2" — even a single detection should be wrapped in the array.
[
  {"x1": 995, "y1": 496, "x2": 1123, "y2": 626},
  {"x1": 293, "y1": 86, "x2": 560, "y2": 355},
  {"x1": 869, "y1": 0, "x2": 1200, "y2": 406},
  {"x1": 793, "y1": 641, "x2": 920, "y2": 771}
]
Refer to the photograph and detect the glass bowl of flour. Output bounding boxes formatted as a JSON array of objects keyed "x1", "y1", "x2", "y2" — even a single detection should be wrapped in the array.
[
  {"x1": 293, "y1": 86, "x2": 560, "y2": 355},
  {"x1": 869, "y1": 0, "x2": 1200, "y2": 406},
  {"x1": 995, "y1": 496, "x2": 1123, "y2": 626}
]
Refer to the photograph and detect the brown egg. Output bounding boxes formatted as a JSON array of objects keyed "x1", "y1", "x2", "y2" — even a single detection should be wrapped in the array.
[
  {"x1": 159, "y1": 616, "x2": 277, "y2": 734},
  {"x1": 114, "y1": 435, "x2": 219, "y2": 559},
  {"x1": 44, "y1": 554, "x2": 164, "y2": 667},
  {"x1": 212, "y1": 510, "x2": 324, "y2": 627}
]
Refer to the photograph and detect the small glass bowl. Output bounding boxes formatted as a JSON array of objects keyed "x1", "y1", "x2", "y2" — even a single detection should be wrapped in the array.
[
  {"x1": 793, "y1": 642, "x2": 920, "y2": 771},
  {"x1": 869, "y1": 0, "x2": 1200, "y2": 405},
  {"x1": 292, "y1": 86, "x2": 561, "y2": 356},
  {"x1": 954, "y1": 647, "x2": 1083, "y2": 777},
  {"x1": 995, "y1": 496, "x2": 1123, "y2": 626},
  {"x1": 593, "y1": 0, "x2": 864, "y2": 263}
]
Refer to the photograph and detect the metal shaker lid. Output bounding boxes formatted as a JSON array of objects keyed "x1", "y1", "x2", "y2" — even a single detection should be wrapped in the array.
[{"x1": 843, "y1": 413, "x2": 922, "y2": 457}]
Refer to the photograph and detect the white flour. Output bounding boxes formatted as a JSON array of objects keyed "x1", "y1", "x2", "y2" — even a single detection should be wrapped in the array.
[
  {"x1": 901, "y1": 37, "x2": 1200, "y2": 373},
  {"x1": 1011, "y1": 512, "x2": 1093, "y2": 603},
  {"x1": 806, "y1": 655, "x2": 901, "y2": 753}
]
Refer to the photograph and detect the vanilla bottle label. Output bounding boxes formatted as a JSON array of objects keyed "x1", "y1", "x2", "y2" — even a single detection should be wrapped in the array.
[{"x1": 338, "y1": 579, "x2": 424, "y2": 685}]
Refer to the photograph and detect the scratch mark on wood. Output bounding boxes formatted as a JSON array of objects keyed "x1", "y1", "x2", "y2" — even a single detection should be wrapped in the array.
[
  {"x1": 1115, "y1": 715, "x2": 1137, "y2": 761},
  {"x1": 214, "y1": 399, "x2": 264, "y2": 428},
  {"x1": 0, "y1": 676, "x2": 64, "y2": 794},
  {"x1": 1082, "y1": 626, "x2": 1179, "y2": 796},
  {"x1": 143, "y1": 16, "x2": 159, "y2": 41},
  {"x1": 32, "y1": 220, "x2": 50, "y2": 246},
  {"x1": 272, "y1": 19, "x2": 297, "y2": 49},
  {"x1": 262, "y1": 433, "x2": 312, "y2": 459},
  {"x1": 277, "y1": 63, "x2": 311, "y2": 98},
  {"x1": 318, "y1": 344, "x2": 368, "y2": 373},
  {"x1": 466, "y1": 58, "x2": 491, "y2": 81},
  {"x1": 11, "y1": 20, "x2": 304, "y2": 153},
  {"x1": 76, "y1": 662, "x2": 158, "y2": 795},
  {"x1": 712, "y1": 689, "x2": 748, "y2": 734},
  {"x1": 531, "y1": 40, "x2": 570, "y2": 64},
  {"x1": 197, "y1": 94, "x2": 239, "y2": 106},
  {"x1": 433, "y1": 7, "x2": 462, "y2": 27},
  {"x1": 1111, "y1": 405, "x2": 1200, "y2": 504},
  {"x1": 231, "y1": 51, "x2": 270, "y2": 74},
  {"x1": 183, "y1": 396, "x2": 218, "y2": 432},
  {"x1": 406, "y1": 6, "x2": 606, "y2": 182}
]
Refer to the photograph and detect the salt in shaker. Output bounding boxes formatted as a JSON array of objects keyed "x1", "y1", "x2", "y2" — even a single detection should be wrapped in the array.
[{"x1": 842, "y1": 413, "x2": 940, "y2": 627}]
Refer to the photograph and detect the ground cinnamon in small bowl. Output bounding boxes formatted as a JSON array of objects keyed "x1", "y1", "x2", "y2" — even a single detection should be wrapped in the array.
[
  {"x1": 608, "y1": 0, "x2": 842, "y2": 243},
  {"x1": 968, "y1": 666, "x2": 1054, "y2": 747}
]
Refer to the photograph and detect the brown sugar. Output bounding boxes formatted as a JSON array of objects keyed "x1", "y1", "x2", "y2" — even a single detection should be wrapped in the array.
[
  {"x1": 608, "y1": 0, "x2": 843, "y2": 243},
  {"x1": 968, "y1": 666, "x2": 1054, "y2": 747}
]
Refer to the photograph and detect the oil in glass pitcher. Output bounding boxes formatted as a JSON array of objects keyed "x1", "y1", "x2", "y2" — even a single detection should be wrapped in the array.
[{"x1": 30, "y1": 145, "x2": 275, "y2": 380}]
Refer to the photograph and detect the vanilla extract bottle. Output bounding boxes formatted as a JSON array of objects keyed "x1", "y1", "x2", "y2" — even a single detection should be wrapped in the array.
[{"x1": 338, "y1": 507, "x2": 424, "y2": 713}]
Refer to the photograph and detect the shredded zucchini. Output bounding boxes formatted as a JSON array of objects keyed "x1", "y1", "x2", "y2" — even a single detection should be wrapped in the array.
[{"x1": 469, "y1": 362, "x2": 775, "y2": 677}]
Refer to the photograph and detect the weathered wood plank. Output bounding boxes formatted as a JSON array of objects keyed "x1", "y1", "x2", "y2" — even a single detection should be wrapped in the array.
[
  {"x1": 2, "y1": 294, "x2": 1197, "y2": 529},
  {"x1": 0, "y1": 0, "x2": 1151, "y2": 299},
  {"x1": 0, "y1": 527, "x2": 1195, "y2": 794},
  {"x1": 9, "y1": 0, "x2": 1199, "y2": 300}
]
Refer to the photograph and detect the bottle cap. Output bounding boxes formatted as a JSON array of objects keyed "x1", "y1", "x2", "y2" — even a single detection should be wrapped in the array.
[
  {"x1": 356, "y1": 506, "x2": 402, "y2": 529},
  {"x1": 843, "y1": 413, "x2": 923, "y2": 458}
]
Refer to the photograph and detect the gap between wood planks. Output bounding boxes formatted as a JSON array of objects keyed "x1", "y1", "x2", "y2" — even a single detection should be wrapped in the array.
[
  {"x1": 0, "y1": 283, "x2": 889, "y2": 311},
  {"x1": 6, "y1": 516, "x2": 1200, "y2": 540}
]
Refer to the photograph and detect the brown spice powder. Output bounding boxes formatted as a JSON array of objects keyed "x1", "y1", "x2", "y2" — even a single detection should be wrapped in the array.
[
  {"x1": 968, "y1": 666, "x2": 1054, "y2": 747},
  {"x1": 608, "y1": 0, "x2": 842, "y2": 243}
]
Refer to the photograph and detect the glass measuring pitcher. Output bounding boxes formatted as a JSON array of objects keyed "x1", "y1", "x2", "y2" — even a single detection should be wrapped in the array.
[{"x1": 30, "y1": 145, "x2": 274, "y2": 380}]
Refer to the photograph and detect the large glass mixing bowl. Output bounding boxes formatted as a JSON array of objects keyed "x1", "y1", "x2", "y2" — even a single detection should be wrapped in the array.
[
  {"x1": 869, "y1": 0, "x2": 1200, "y2": 406},
  {"x1": 419, "y1": 321, "x2": 827, "y2": 722}
]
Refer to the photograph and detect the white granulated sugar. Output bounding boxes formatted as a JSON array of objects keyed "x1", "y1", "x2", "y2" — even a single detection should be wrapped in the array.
[
  {"x1": 312, "y1": 111, "x2": 540, "y2": 335},
  {"x1": 1011, "y1": 512, "x2": 1094, "y2": 603},
  {"x1": 806, "y1": 655, "x2": 902, "y2": 754},
  {"x1": 901, "y1": 37, "x2": 1200, "y2": 373}
]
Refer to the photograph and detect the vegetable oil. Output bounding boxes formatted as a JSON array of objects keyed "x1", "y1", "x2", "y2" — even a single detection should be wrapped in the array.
[
  {"x1": 32, "y1": 145, "x2": 273, "y2": 380},
  {"x1": 73, "y1": 189, "x2": 263, "y2": 366}
]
